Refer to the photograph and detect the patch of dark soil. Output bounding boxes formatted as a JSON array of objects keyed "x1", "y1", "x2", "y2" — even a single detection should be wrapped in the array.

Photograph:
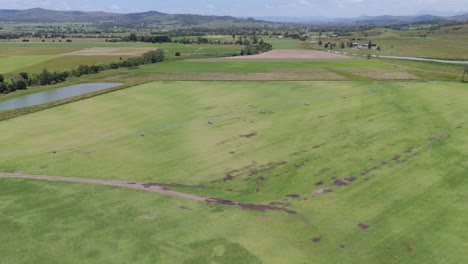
[
  {"x1": 143, "y1": 182, "x2": 205, "y2": 189},
  {"x1": 286, "y1": 194, "x2": 300, "y2": 199},
  {"x1": 345, "y1": 176, "x2": 357, "y2": 182},
  {"x1": 333, "y1": 179, "x2": 348, "y2": 186},
  {"x1": 268, "y1": 200, "x2": 290, "y2": 207},
  {"x1": 381, "y1": 160, "x2": 388, "y2": 165},
  {"x1": 222, "y1": 174, "x2": 234, "y2": 182},
  {"x1": 404, "y1": 147, "x2": 414, "y2": 153},
  {"x1": 312, "y1": 237, "x2": 322, "y2": 243},
  {"x1": 311, "y1": 188, "x2": 333, "y2": 197},
  {"x1": 240, "y1": 132, "x2": 257, "y2": 138},
  {"x1": 258, "y1": 176, "x2": 266, "y2": 181},
  {"x1": 360, "y1": 169, "x2": 370, "y2": 176},
  {"x1": 179, "y1": 205, "x2": 191, "y2": 210},
  {"x1": 392, "y1": 155, "x2": 401, "y2": 161},
  {"x1": 229, "y1": 151, "x2": 236, "y2": 154},
  {"x1": 40, "y1": 165, "x2": 48, "y2": 169},
  {"x1": 340, "y1": 245, "x2": 346, "y2": 248},
  {"x1": 358, "y1": 223, "x2": 370, "y2": 230},
  {"x1": 315, "y1": 181, "x2": 324, "y2": 186},
  {"x1": 128, "y1": 182, "x2": 136, "y2": 185},
  {"x1": 239, "y1": 203, "x2": 297, "y2": 214},
  {"x1": 206, "y1": 198, "x2": 297, "y2": 214},
  {"x1": 251, "y1": 161, "x2": 288, "y2": 176}
]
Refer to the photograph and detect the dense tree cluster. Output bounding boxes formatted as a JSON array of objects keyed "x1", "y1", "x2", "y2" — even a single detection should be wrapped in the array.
[
  {"x1": 240, "y1": 39, "x2": 273, "y2": 55},
  {"x1": 123, "y1": 33, "x2": 172, "y2": 43},
  {"x1": 0, "y1": 50, "x2": 164, "y2": 95}
]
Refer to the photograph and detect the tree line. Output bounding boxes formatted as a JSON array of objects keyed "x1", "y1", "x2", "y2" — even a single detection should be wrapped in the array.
[{"x1": 0, "y1": 50, "x2": 164, "y2": 94}]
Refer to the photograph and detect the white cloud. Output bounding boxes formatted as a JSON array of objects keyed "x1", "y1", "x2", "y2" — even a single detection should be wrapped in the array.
[{"x1": 206, "y1": 4, "x2": 215, "y2": 9}]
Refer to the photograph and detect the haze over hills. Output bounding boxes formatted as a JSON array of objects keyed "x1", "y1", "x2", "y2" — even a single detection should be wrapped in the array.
[
  {"x1": 256, "y1": 13, "x2": 468, "y2": 25},
  {"x1": 0, "y1": 8, "x2": 269, "y2": 27},
  {"x1": 0, "y1": 8, "x2": 467, "y2": 27}
]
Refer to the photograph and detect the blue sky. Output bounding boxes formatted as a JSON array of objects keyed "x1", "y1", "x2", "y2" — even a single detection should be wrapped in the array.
[{"x1": 0, "y1": 0, "x2": 467, "y2": 18}]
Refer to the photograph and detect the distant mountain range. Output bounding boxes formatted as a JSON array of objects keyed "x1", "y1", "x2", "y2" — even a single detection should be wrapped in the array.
[
  {"x1": 0, "y1": 8, "x2": 268, "y2": 27},
  {"x1": 256, "y1": 13, "x2": 468, "y2": 25},
  {"x1": 0, "y1": 8, "x2": 467, "y2": 27}
]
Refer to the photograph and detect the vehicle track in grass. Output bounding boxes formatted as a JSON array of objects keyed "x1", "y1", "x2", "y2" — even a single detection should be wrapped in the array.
[{"x1": 0, "y1": 173, "x2": 297, "y2": 214}]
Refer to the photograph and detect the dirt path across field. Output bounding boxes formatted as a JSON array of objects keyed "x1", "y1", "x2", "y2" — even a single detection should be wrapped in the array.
[{"x1": 0, "y1": 173, "x2": 297, "y2": 214}]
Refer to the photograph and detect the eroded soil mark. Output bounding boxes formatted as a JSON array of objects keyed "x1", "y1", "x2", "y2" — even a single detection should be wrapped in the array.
[
  {"x1": 142, "y1": 182, "x2": 206, "y2": 189},
  {"x1": 240, "y1": 132, "x2": 257, "y2": 138},
  {"x1": 311, "y1": 188, "x2": 333, "y2": 197},
  {"x1": 358, "y1": 223, "x2": 370, "y2": 230},
  {"x1": 0, "y1": 173, "x2": 299, "y2": 215},
  {"x1": 312, "y1": 237, "x2": 322, "y2": 243},
  {"x1": 206, "y1": 198, "x2": 297, "y2": 215}
]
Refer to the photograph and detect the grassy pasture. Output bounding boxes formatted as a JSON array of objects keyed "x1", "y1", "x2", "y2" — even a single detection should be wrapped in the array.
[
  {"x1": 0, "y1": 55, "x2": 61, "y2": 74},
  {"x1": 0, "y1": 80, "x2": 467, "y2": 263},
  {"x1": 0, "y1": 42, "x2": 242, "y2": 75},
  {"x1": 308, "y1": 26, "x2": 468, "y2": 60},
  {"x1": 14, "y1": 55, "x2": 133, "y2": 74}
]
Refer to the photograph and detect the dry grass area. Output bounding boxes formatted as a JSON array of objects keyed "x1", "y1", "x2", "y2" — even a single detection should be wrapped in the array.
[
  {"x1": 218, "y1": 49, "x2": 350, "y2": 61},
  {"x1": 64, "y1": 47, "x2": 157, "y2": 56}
]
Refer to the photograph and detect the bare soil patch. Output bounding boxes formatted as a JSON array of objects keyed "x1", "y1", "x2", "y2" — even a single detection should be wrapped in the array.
[
  {"x1": 216, "y1": 49, "x2": 350, "y2": 61},
  {"x1": 206, "y1": 198, "x2": 297, "y2": 215},
  {"x1": 311, "y1": 188, "x2": 333, "y2": 197},
  {"x1": 312, "y1": 237, "x2": 322, "y2": 243},
  {"x1": 333, "y1": 179, "x2": 348, "y2": 187},
  {"x1": 64, "y1": 48, "x2": 157, "y2": 56},
  {"x1": 358, "y1": 223, "x2": 370, "y2": 230}
]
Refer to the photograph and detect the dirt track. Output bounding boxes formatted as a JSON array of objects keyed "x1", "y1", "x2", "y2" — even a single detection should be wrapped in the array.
[
  {"x1": 0, "y1": 173, "x2": 207, "y2": 201},
  {"x1": 0, "y1": 173, "x2": 297, "y2": 214}
]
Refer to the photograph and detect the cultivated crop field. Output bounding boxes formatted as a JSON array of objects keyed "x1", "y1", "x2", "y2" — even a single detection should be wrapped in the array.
[{"x1": 1, "y1": 79, "x2": 467, "y2": 263}]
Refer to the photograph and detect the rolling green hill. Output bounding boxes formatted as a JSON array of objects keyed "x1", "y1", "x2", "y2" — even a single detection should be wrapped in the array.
[{"x1": 0, "y1": 8, "x2": 272, "y2": 27}]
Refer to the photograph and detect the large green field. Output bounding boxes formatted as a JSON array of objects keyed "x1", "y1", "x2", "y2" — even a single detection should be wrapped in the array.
[
  {"x1": 1, "y1": 80, "x2": 467, "y2": 263},
  {"x1": 0, "y1": 41, "x2": 242, "y2": 75},
  {"x1": 308, "y1": 24, "x2": 468, "y2": 60}
]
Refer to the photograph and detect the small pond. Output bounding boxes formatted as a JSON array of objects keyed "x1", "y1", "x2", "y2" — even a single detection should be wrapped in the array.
[{"x1": 0, "y1": 83, "x2": 122, "y2": 111}]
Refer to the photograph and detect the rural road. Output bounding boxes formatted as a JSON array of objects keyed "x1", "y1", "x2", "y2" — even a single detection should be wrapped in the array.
[
  {"x1": 329, "y1": 51, "x2": 468, "y2": 65},
  {"x1": 0, "y1": 173, "x2": 297, "y2": 214}
]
